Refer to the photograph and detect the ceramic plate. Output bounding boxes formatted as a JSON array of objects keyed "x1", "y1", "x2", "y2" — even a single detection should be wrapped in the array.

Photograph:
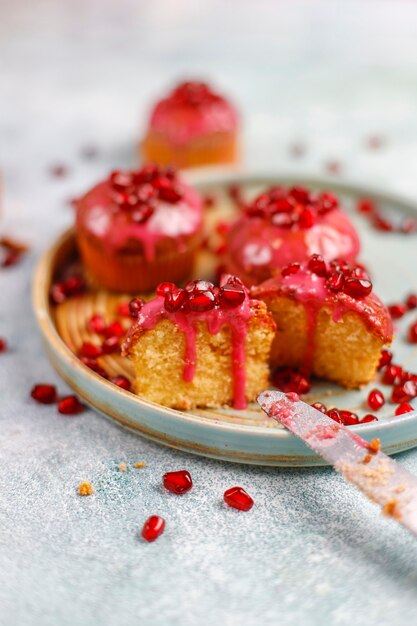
[{"x1": 33, "y1": 170, "x2": 417, "y2": 466}]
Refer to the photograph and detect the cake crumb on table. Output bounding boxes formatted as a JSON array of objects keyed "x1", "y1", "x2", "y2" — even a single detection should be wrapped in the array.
[
  {"x1": 78, "y1": 481, "x2": 94, "y2": 496},
  {"x1": 134, "y1": 462, "x2": 146, "y2": 468},
  {"x1": 118, "y1": 462, "x2": 127, "y2": 472}
]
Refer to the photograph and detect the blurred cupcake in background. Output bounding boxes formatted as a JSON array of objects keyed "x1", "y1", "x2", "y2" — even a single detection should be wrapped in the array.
[{"x1": 141, "y1": 80, "x2": 239, "y2": 169}]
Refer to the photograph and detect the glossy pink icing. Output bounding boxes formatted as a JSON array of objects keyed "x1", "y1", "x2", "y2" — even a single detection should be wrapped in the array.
[
  {"x1": 122, "y1": 290, "x2": 254, "y2": 409},
  {"x1": 75, "y1": 178, "x2": 202, "y2": 262},
  {"x1": 252, "y1": 265, "x2": 393, "y2": 371},
  {"x1": 148, "y1": 82, "x2": 238, "y2": 146},
  {"x1": 226, "y1": 208, "x2": 360, "y2": 286}
]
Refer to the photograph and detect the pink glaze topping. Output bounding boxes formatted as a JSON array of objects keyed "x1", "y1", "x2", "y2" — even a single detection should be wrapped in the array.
[
  {"x1": 75, "y1": 165, "x2": 203, "y2": 262},
  {"x1": 252, "y1": 256, "x2": 393, "y2": 371},
  {"x1": 122, "y1": 276, "x2": 254, "y2": 409},
  {"x1": 226, "y1": 186, "x2": 360, "y2": 285},
  {"x1": 148, "y1": 81, "x2": 238, "y2": 146}
]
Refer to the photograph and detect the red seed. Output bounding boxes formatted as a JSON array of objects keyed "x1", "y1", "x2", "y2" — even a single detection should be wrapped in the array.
[
  {"x1": 367, "y1": 389, "x2": 385, "y2": 411},
  {"x1": 110, "y1": 375, "x2": 131, "y2": 391},
  {"x1": 289, "y1": 186, "x2": 310, "y2": 203},
  {"x1": 388, "y1": 303, "x2": 407, "y2": 320},
  {"x1": 378, "y1": 349, "x2": 392, "y2": 370},
  {"x1": 163, "y1": 470, "x2": 193, "y2": 494},
  {"x1": 224, "y1": 486, "x2": 254, "y2": 511},
  {"x1": 401, "y1": 217, "x2": 417, "y2": 234},
  {"x1": 58, "y1": 395, "x2": 84, "y2": 415},
  {"x1": 391, "y1": 381, "x2": 417, "y2": 404},
  {"x1": 141, "y1": 515, "x2": 165, "y2": 542},
  {"x1": 406, "y1": 294, "x2": 417, "y2": 310},
  {"x1": 80, "y1": 342, "x2": 103, "y2": 359},
  {"x1": 218, "y1": 282, "x2": 246, "y2": 308},
  {"x1": 339, "y1": 410, "x2": 359, "y2": 426},
  {"x1": 281, "y1": 262, "x2": 301, "y2": 277},
  {"x1": 131, "y1": 204, "x2": 154, "y2": 224},
  {"x1": 307, "y1": 254, "x2": 328, "y2": 277},
  {"x1": 326, "y1": 271, "x2": 345, "y2": 292},
  {"x1": 343, "y1": 278, "x2": 373, "y2": 299},
  {"x1": 188, "y1": 290, "x2": 216, "y2": 312},
  {"x1": 395, "y1": 403, "x2": 414, "y2": 416},
  {"x1": 327, "y1": 408, "x2": 342, "y2": 423},
  {"x1": 156, "y1": 282, "x2": 176, "y2": 297},
  {"x1": 216, "y1": 221, "x2": 231, "y2": 237},
  {"x1": 272, "y1": 368, "x2": 311, "y2": 395},
  {"x1": 0, "y1": 337, "x2": 7, "y2": 352},
  {"x1": 79, "y1": 356, "x2": 108, "y2": 378},
  {"x1": 116, "y1": 302, "x2": 131, "y2": 317},
  {"x1": 101, "y1": 336, "x2": 120, "y2": 354},
  {"x1": 311, "y1": 402, "x2": 327, "y2": 413},
  {"x1": 203, "y1": 194, "x2": 215, "y2": 208},
  {"x1": 408, "y1": 321, "x2": 417, "y2": 344},
  {"x1": 50, "y1": 282, "x2": 67, "y2": 304},
  {"x1": 104, "y1": 320, "x2": 125, "y2": 338},
  {"x1": 361, "y1": 414, "x2": 378, "y2": 423},
  {"x1": 357, "y1": 198, "x2": 376, "y2": 214},
  {"x1": 373, "y1": 214, "x2": 394, "y2": 232},
  {"x1": 87, "y1": 314, "x2": 106, "y2": 335},
  {"x1": 184, "y1": 279, "x2": 214, "y2": 294},
  {"x1": 382, "y1": 364, "x2": 403, "y2": 385},
  {"x1": 298, "y1": 206, "x2": 315, "y2": 229},
  {"x1": 164, "y1": 288, "x2": 187, "y2": 313},
  {"x1": 109, "y1": 170, "x2": 133, "y2": 190},
  {"x1": 129, "y1": 298, "x2": 145, "y2": 318},
  {"x1": 31, "y1": 384, "x2": 58, "y2": 404}
]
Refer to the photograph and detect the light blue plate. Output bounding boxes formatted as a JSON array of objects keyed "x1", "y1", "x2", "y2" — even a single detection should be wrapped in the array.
[{"x1": 33, "y1": 170, "x2": 417, "y2": 466}]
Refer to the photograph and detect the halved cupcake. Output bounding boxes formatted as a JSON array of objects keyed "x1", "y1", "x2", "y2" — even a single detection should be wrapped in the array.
[
  {"x1": 252, "y1": 255, "x2": 392, "y2": 388},
  {"x1": 141, "y1": 81, "x2": 239, "y2": 168},
  {"x1": 75, "y1": 165, "x2": 203, "y2": 293},
  {"x1": 122, "y1": 276, "x2": 275, "y2": 409}
]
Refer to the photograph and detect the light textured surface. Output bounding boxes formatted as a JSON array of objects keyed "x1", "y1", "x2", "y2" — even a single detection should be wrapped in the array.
[{"x1": 2, "y1": 1, "x2": 417, "y2": 625}]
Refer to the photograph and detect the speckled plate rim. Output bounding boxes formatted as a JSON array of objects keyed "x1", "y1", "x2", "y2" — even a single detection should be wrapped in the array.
[{"x1": 33, "y1": 170, "x2": 417, "y2": 466}]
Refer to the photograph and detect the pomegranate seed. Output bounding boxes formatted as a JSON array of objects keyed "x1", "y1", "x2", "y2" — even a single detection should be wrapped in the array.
[
  {"x1": 289, "y1": 186, "x2": 310, "y2": 203},
  {"x1": 116, "y1": 302, "x2": 131, "y2": 317},
  {"x1": 156, "y1": 282, "x2": 176, "y2": 297},
  {"x1": 307, "y1": 254, "x2": 328, "y2": 277},
  {"x1": 326, "y1": 272, "x2": 344, "y2": 292},
  {"x1": 0, "y1": 337, "x2": 7, "y2": 352},
  {"x1": 228, "y1": 184, "x2": 242, "y2": 204},
  {"x1": 184, "y1": 279, "x2": 214, "y2": 293},
  {"x1": 357, "y1": 198, "x2": 376, "y2": 214},
  {"x1": 88, "y1": 314, "x2": 106, "y2": 334},
  {"x1": 361, "y1": 414, "x2": 378, "y2": 423},
  {"x1": 109, "y1": 170, "x2": 133, "y2": 190},
  {"x1": 101, "y1": 336, "x2": 120, "y2": 354},
  {"x1": 339, "y1": 410, "x2": 359, "y2": 426},
  {"x1": 131, "y1": 205, "x2": 154, "y2": 224},
  {"x1": 272, "y1": 369, "x2": 311, "y2": 394},
  {"x1": 79, "y1": 356, "x2": 108, "y2": 378},
  {"x1": 407, "y1": 321, "x2": 417, "y2": 344},
  {"x1": 155, "y1": 179, "x2": 183, "y2": 203},
  {"x1": 50, "y1": 164, "x2": 67, "y2": 178},
  {"x1": 406, "y1": 294, "x2": 417, "y2": 310},
  {"x1": 218, "y1": 282, "x2": 246, "y2": 308},
  {"x1": 298, "y1": 207, "x2": 315, "y2": 229},
  {"x1": 311, "y1": 402, "x2": 327, "y2": 413},
  {"x1": 373, "y1": 214, "x2": 394, "y2": 232},
  {"x1": 388, "y1": 303, "x2": 407, "y2": 320},
  {"x1": 80, "y1": 342, "x2": 103, "y2": 359},
  {"x1": 50, "y1": 282, "x2": 67, "y2": 304},
  {"x1": 31, "y1": 384, "x2": 57, "y2": 404},
  {"x1": 104, "y1": 321, "x2": 125, "y2": 338},
  {"x1": 203, "y1": 194, "x2": 215, "y2": 208},
  {"x1": 216, "y1": 221, "x2": 231, "y2": 237},
  {"x1": 58, "y1": 395, "x2": 84, "y2": 415},
  {"x1": 224, "y1": 486, "x2": 254, "y2": 511},
  {"x1": 2, "y1": 249, "x2": 22, "y2": 267},
  {"x1": 378, "y1": 349, "x2": 392, "y2": 370},
  {"x1": 325, "y1": 160, "x2": 341, "y2": 175},
  {"x1": 401, "y1": 217, "x2": 417, "y2": 234},
  {"x1": 281, "y1": 263, "x2": 300, "y2": 277},
  {"x1": 164, "y1": 288, "x2": 187, "y2": 313},
  {"x1": 110, "y1": 375, "x2": 131, "y2": 391},
  {"x1": 391, "y1": 381, "x2": 417, "y2": 404},
  {"x1": 188, "y1": 291, "x2": 216, "y2": 312},
  {"x1": 382, "y1": 364, "x2": 403, "y2": 385},
  {"x1": 141, "y1": 515, "x2": 165, "y2": 542},
  {"x1": 129, "y1": 298, "x2": 145, "y2": 318},
  {"x1": 343, "y1": 278, "x2": 373, "y2": 299},
  {"x1": 327, "y1": 408, "x2": 342, "y2": 423},
  {"x1": 367, "y1": 389, "x2": 385, "y2": 411},
  {"x1": 163, "y1": 470, "x2": 193, "y2": 494},
  {"x1": 395, "y1": 403, "x2": 414, "y2": 416}
]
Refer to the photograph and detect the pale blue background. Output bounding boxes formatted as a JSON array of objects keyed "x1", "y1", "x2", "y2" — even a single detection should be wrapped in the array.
[{"x1": 1, "y1": 1, "x2": 417, "y2": 624}]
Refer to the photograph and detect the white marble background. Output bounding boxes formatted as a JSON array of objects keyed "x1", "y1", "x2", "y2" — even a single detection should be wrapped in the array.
[{"x1": 1, "y1": 1, "x2": 417, "y2": 625}]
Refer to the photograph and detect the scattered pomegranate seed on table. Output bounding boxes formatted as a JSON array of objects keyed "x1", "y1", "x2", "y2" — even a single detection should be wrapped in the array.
[
  {"x1": 388, "y1": 303, "x2": 407, "y2": 320},
  {"x1": 31, "y1": 384, "x2": 58, "y2": 404},
  {"x1": 367, "y1": 389, "x2": 385, "y2": 411},
  {"x1": 0, "y1": 337, "x2": 7, "y2": 352},
  {"x1": 0, "y1": 236, "x2": 28, "y2": 268},
  {"x1": 58, "y1": 395, "x2": 84, "y2": 415},
  {"x1": 395, "y1": 403, "x2": 414, "y2": 416},
  {"x1": 406, "y1": 294, "x2": 417, "y2": 310},
  {"x1": 141, "y1": 515, "x2": 166, "y2": 542},
  {"x1": 366, "y1": 135, "x2": 385, "y2": 150},
  {"x1": 407, "y1": 321, "x2": 417, "y2": 344},
  {"x1": 163, "y1": 470, "x2": 193, "y2": 494},
  {"x1": 49, "y1": 164, "x2": 68, "y2": 178},
  {"x1": 325, "y1": 160, "x2": 341, "y2": 175},
  {"x1": 224, "y1": 486, "x2": 254, "y2": 511}
]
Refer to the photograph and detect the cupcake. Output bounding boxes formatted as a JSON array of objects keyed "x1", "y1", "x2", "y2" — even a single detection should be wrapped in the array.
[
  {"x1": 226, "y1": 185, "x2": 360, "y2": 286},
  {"x1": 75, "y1": 165, "x2": 203, "y2": 293},
  {"x1": 252, "y1": 255, "x2": 393, "y2": 388},
  {"x1": 141, "y1": 81, "x2": 238, "y2": 169},
  {"x1": 122, "y1": 275, "x2": 275, "y2": 409}
]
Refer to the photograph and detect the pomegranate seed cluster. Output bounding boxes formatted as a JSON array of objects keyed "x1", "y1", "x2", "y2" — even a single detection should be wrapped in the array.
[
  {"x1": 281, "y1": 254, "x2": 373, "y2": 299},
  {"x1": 311, "y1": 402, "x2": 377, "y2": 426},
  {"x1": 357, "y1": 198, "x2": 417, "y2": 235},
  {"x1": 108, "y1": 164, "x2": 183, "y2": 224},
  {"x1": 155, "y1": 276, "x2": 247, "y2": 315},
  {"x1": 245, "y1": 186, "x2": 339, "y2": 229},
  {"x1": 167, "y1": 81, "x2": 223, "y2": 108}
]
